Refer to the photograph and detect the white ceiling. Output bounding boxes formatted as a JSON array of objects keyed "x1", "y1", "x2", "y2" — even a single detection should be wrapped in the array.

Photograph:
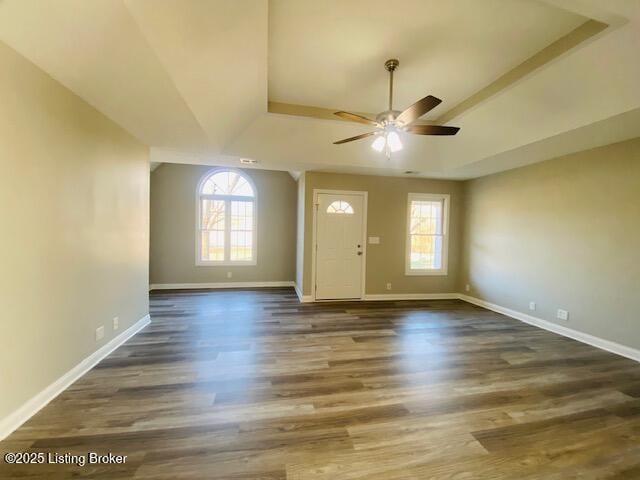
[{"x1": 1, "y1": 0, "x2": 639, "y2": 179}]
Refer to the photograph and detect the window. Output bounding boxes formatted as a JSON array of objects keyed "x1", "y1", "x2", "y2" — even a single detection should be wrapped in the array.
[
  {"x1": 197, "y1": 169, "x2": 256, "y2": 265},
  {"x1": 326, "y1": 200, "x2": 354, "y2": 214},
  {"x1": 405, "y1": 193, "x2": 449, "y2": 275}
]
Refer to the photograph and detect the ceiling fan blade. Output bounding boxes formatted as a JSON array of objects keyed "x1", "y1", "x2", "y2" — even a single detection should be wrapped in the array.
[
  {"x1": 395, "y1": 95, "x2": 442, "y2": 126},
  {"x1": 334, "y1": 111, "x2": 378, "y2": 126},
  {"x1": 405, "y1": 124, "x2": 460, "y2": 136},
  {"x1": 333, "y1": 132, "x2": 378, "y2": 144}
]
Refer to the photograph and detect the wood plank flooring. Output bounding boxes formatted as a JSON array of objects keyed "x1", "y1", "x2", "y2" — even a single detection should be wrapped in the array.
[{"x1": 2, "y1": 287, "x2": 640, "y2": 479}]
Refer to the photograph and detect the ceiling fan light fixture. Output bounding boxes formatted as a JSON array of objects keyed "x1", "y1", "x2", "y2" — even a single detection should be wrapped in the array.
[
  {"x1": 387, "y1": 131, "x2": 402, "y2": 152},
  {"x1": 371, "y1": 135, "x2": 386, "y2": 152},
  {"x1": 332, "y1": 59, "x2": 459, "y2": 150}
]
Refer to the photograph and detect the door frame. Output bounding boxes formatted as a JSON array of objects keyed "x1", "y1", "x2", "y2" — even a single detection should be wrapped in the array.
[{"x1": 311, "y1": 189, "x2": 368, "y2": 302}]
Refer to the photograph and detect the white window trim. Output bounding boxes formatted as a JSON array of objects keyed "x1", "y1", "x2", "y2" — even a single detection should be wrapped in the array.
[
  {"x1": 405, "y1": 193, "x2": 450, "y2": 276},
  {"x1": 195, "y1": 167, "x2": 258, "y2": 267}
]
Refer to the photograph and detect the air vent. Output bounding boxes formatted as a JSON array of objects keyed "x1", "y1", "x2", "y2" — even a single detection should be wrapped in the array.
[{"x1": 240, "y1": 158, "x2": 258, "y2": 165}]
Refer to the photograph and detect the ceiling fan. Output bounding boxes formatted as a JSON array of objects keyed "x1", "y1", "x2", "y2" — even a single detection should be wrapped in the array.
[{"x1": 333, "y1": 59, "x2": 459, "y2": 157}]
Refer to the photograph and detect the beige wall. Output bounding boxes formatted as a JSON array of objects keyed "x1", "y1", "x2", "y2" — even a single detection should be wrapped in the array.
[
  {"x1": 302, "y1": 172, "x2": 464, "y2": 295},
  {"x1": 150, "y1": 164, "x2": 296, "y2": 285},
  {"x1": 0, "y1": 42, "x2": 149, "y2": 422},
  {"x1": 461, "y1": 137, "x2": 640, "y2": 349}
]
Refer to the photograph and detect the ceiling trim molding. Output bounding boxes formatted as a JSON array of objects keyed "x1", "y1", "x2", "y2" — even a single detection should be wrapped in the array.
[
  {"x1": 267, "y1": 101, "x2": 434, "y2": 125},
  {"x1": 435, "y1": 19, "x2": 608, "y2": 124},
  {"x1": 267, "y1": 101, "x2": 374, "y2": 123}
]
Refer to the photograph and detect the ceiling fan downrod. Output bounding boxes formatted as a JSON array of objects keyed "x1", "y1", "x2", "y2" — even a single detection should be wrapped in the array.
[{"x1": 385, "y1": 58, "x2": 399, "y2": 112}]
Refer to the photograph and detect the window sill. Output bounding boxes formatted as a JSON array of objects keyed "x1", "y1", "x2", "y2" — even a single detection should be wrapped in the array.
[
  {"x1": 405, "y1": 269, "x2": 448, "y2": 276},
  {"x1": 196, "y1": 261, "x2": 257, "y2": 267}
]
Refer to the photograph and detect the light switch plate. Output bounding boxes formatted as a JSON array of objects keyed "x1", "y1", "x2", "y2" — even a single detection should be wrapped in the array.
[{"x1": 368, "y1": 236, "x2": 380, "y2": 244}]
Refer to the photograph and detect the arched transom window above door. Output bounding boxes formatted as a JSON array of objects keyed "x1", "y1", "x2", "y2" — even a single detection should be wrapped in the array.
[
  {"x1": 197, "y1": 169, "x2": 257, "y2": 265},
  {"x1": 326, "y1": 200, "x2": 354, "y2": 214}
]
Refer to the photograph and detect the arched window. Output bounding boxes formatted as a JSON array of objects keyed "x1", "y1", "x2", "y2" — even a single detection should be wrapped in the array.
[
  {"x1": 326, "y1": 200, "x2": 354, "y2": 214},
  {"x1": 197, "y1": 169, "x2": 256, "y2": 265}
]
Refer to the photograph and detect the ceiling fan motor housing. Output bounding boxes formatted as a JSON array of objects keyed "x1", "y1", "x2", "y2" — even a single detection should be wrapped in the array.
[{"x1": 376, "y1": 110, "x2": 401, "y2": 126}]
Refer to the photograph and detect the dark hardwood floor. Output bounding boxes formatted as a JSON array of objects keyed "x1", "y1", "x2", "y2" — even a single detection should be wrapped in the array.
[{"x1": 2, "y1": 288, "x2": 640, "y2": 479}]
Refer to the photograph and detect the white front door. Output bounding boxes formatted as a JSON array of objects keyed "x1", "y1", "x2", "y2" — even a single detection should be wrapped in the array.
[{"x1": 315, "y1": 192, "x2": 365, "y2": 300}]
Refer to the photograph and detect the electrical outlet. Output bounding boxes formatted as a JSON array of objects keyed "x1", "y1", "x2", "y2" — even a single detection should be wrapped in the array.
[
  {"x1": 95, "y1": 326, "x2": 105, "y2": 341},
  {"x1": 465, "y1": 284, "x2": 470, "y2": 292},
  {"x1": 113, "y1": 316, "x2": 119, "y2": 331},
  {"x1": 227, "y1": 271, "x2": 232, "y2": 279},
  {"x1": 386, "y1": 282, "x2": 392, "y2": 291},
  {"x1": 529, "y1": 302, "x2": 536, "y2": 311},
  {"x1": 557, "y1": 309, "x2": 569, "y2": 321}
]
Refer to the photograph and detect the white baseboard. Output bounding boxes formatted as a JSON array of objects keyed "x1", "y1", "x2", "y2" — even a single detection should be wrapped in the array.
[
  {"x1": 458, "y1": 294, "x2": 640, "y2": 362},
  {"x1": 149, "y1": 281, "x2": 295, "y2": 291},
  {"x1": 0, "y1": 314, "x2": 151, "y2": 441},
  {"x1": 294, "y1": 284, "x2": 313, "y2": 303},
  {"x1": 364, "y1": 293, "x2": 460, "y2": 301},
  {"x1": 300, "y1": 293, "x2": 459, "y2": 303}
]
